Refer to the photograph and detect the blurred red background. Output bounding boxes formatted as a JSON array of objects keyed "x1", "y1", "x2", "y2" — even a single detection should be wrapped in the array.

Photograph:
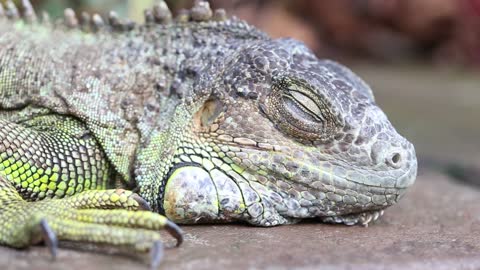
[
  {"x1": 209, "y1": 0, "x2": 480, "y2": 67},
  {"x1": 28, "y1": 0, "x2": 480, "y2": 67}
]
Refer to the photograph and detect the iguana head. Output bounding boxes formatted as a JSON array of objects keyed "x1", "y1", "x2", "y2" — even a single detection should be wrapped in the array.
[{"x1": 165, "y1": 38, "x2": 417, "y2": 226}]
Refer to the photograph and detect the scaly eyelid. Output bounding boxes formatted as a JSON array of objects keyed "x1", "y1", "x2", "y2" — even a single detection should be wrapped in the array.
[{"x1": 287, "y1": 90, "x2": 323, "y2": 119}]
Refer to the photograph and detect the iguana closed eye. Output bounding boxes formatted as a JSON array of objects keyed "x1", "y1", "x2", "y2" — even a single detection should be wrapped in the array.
[{"x1": 0, "y1": 0, "x2": 417, "y2": 267}]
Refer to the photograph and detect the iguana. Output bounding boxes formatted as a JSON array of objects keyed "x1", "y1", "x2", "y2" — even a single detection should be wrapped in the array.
[{"x1": 0, "y1": 0, "x2": 418, "y2": 268}]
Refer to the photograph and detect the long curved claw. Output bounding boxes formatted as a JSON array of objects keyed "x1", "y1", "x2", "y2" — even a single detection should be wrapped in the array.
[
  {"x1": 165, "y1": 220, "x2": 184, "y2": 247},
  {"x1": 320, "y1": 209, "x2": 385, "y2": 226},
  {"x1": 150, "y1": 241, "x2": 164, "y2": 270},
  {"x1": 39, "y1": 218, "x2": 58, "y2": 260},
  {"x1": 358, "y1": 209, "x2": 384, "y2": 227},
  {"x1": 131, "y1": 193, "x2": 152, "y2": 211}
]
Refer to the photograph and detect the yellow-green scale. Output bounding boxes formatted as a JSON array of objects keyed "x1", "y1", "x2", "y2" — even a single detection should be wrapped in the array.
[{"x1": 0, "y1": 116, "x2": 112, "y2": 201}]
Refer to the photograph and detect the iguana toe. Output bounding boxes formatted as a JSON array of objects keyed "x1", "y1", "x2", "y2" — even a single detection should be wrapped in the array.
[{"x1": 39, "y1": 218, "x2": 58, "y2": 260}]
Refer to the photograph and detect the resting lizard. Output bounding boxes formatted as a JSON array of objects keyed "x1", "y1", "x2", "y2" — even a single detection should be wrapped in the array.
[{"x1": 0, "y1": 0, "x2": 417, "y2": 267}]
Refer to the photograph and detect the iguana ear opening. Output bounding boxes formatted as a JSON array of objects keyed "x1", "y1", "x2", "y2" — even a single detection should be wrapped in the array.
[{"x1": 193, "y1": 97, "x2": 224, "y2": 131}]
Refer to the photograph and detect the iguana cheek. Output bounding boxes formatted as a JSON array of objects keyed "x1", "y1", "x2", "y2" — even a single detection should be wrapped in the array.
[
  {"x1": 163, "y1": 166, "x2": 247, "y2": 224},
  {"x1": 163, "y1": 166, "x2": 219, "y2": 223}
]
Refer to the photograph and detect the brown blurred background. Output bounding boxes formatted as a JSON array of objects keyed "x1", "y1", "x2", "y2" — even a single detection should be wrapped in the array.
[{"x1": 29, "y1": 0, "x2": 480, "y2": 67}]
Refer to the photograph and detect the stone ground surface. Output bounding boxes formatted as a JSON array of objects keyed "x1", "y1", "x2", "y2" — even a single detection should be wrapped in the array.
[
  {"x1": 1, "y1": 65, "x2": 479, "y2": 270},
  {"x1": 1, "y1": 169, "x2": 480, "y2": 270}
]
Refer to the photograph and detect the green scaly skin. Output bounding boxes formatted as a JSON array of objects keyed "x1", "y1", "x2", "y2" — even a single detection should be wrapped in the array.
[{"x1": 0, "y1": 0, "x2": 418, "y2": 267}]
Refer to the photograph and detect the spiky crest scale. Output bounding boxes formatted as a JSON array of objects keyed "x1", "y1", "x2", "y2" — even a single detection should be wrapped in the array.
[{"x1": 0, "y1": 0, "x2": 229, "y2": 33}]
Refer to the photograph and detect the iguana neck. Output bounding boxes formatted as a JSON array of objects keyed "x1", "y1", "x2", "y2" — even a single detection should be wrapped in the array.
[{"x1": 0, "y1": 18, "x2": 267, "y2": 185}]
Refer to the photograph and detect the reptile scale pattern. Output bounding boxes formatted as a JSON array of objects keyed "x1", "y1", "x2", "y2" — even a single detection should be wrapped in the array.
[{"x1": 0, "y1": 0, "x2": 417, "y2": 267}]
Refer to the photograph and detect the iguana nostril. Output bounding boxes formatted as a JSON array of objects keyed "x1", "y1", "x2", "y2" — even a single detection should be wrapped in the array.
[
  {"x1": 391, "y1": 153, "x2": 401, "y2": 164},
  {"x1": 370, "y1": 141, "x2": 405, "y2": 168},
  {"x1": 387, "y1": 152, "x2": 403, "y2": 168}
]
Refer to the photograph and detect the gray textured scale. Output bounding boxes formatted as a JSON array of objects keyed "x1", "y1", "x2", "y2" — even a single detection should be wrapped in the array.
[{"x1": 0, "y1": 0, "x2": 416, "y2": 228}]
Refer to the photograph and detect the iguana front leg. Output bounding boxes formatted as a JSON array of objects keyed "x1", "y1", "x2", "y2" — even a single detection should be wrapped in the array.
[
  {"x1": 0, "y1": 179, "x2": 182, "y2": 266},
  {"x1": 0, "y1": 118, "x2": 182, "y2": 267}
]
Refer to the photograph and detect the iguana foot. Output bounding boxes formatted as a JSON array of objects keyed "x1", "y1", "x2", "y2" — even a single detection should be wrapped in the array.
[
  {"x1": 320, "y1": 209, "x2": 385, "y2": 226},
  {"x1": 0, "y1": 185, "x2": 183, "y2": 268}
]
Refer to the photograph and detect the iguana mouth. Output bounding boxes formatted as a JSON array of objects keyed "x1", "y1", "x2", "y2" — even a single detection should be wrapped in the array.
[
  {"x1": 161, "y1": 134, "x2": 416, "y2": 225},
  {"x1": 213, "y1": 140, "x2": 416, "y2": 190},
  {"x1": 239, "y1": 142, "x2": 417, "y2": 188}
]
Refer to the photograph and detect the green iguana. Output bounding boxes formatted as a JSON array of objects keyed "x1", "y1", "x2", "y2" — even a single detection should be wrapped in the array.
[{"x1": 0, "y1": 0, "x2": 417, "y2": 267}]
